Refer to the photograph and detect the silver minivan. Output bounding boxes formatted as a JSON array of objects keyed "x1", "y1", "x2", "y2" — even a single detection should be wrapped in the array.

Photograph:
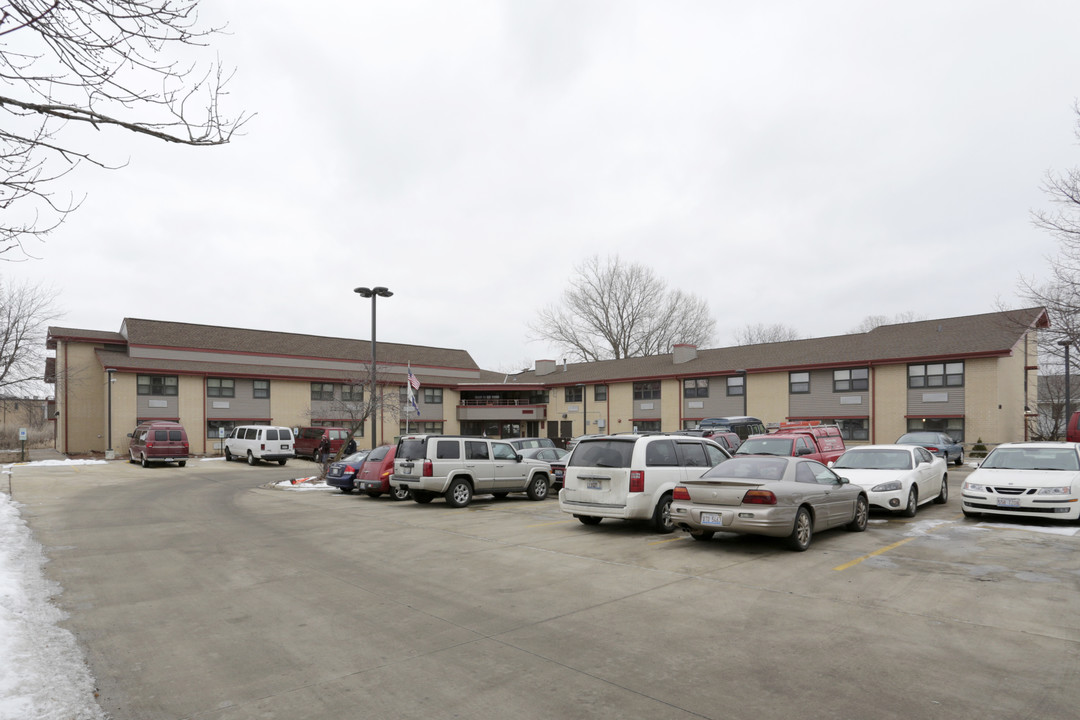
[
  {"x1": 224, "y1": 425, "x2": 295, "y2": 465},
  {"x1": 558, "y1": 434, "x2": 730, "y2": 532}
]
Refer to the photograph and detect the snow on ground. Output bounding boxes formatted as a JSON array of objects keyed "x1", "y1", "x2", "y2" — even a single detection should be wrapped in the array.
[{"x1": 0, "y1": 483, "x2": 106, "y2": 719}]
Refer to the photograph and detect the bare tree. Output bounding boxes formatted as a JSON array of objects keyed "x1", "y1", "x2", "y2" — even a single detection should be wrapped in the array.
[
  {"x1": 1, "y1": 1, "x2": 248, "y2": 258},
  {"x1": 317, "y1": 367, "x2": 403, "y2": 469},
  {"x1": 733, "y1": 322, "x2": 802, "y2": 346},
  {"x1": 848, "y1": 311, "x2": 926, "y2": 334},
  {"x1": 531, "y1": 255, "x2": 716, "y2": 362},
  {"x1": 1030, "y1": 373, "x2": 1074, "y2": 440},
  {"x1": 1, "y1": 276, "x2": 60, "y2": 393}
]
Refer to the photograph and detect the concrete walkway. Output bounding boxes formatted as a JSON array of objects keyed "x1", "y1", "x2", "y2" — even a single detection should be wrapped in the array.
[{"x1": 28, "y1": 447, "x2": 69, "y2": 462}]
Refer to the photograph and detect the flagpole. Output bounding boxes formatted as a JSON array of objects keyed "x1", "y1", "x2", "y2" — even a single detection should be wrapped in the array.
[{"x1": 406, "y1": 363, "x2": 411, "y2": 435}]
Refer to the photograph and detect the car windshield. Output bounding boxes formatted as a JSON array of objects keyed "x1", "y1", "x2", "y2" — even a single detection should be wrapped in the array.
[
  {"x1": 568, "y1": 440, "x2": 635, "y2": 468},
  {"x1": 979, "y1": 448, "x2": 1080, "y2": 471},
  {"x1": 833, "y1": 449, "x2": 913, "y2": 471},
  {"x1": 366, "y1": 446, "x2": 389, "y2": 461},
  {"x1": 701, "y1": 456, "x2": 788, "y2": 481},
  {"x1": 735, "y1": 437, "x2": 794, "y2": 456},
  {"x1": 341, "y1": 452, "x2": 369, "y2": 464}
]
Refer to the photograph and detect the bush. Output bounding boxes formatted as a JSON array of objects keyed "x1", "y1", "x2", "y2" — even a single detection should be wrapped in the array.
[{"x1": 970, "y1": 438, "x2": 988, "y2": 458}]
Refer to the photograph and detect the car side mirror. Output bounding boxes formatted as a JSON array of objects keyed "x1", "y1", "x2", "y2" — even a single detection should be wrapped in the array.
[
  {"x1": 126, "y1": 433, "x2": 133, "y2": 438},
  {"x1": 838, "y1": 477, "x2": 849, "y2": 485},
  {"x1": 515, "y1": 453, "x2": 523, "y2": 462}
]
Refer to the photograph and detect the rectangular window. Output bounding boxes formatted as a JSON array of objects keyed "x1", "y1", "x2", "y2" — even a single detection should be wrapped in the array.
[
  {"x1": 137, "y1": 375, "x2": 178, "y2": 396},
  {"x1": 424, "y1": 387, "x2": 443, "y2": 404},
  {"x1": 833, "y1": 368, "x2": 869, "y2": 393},
  {"x1": 594, "y1": 385, "x2": 607, "y2": 402},
  {"x1": 565, "y1": 386, "x2": 583, "y2": 403},
  {"x1": 909, "y1": 362, "x2": 964, "y2": 389},
  {"x1": 634, "y1": 420, "x2": 662, "y2": 432},
  {"x1": 253, "y1": 380, "x2": 270, "y2": 399},
  {"x1": 207, "y1": 378, "x2": 235, "y2": 398},
  {"x1": 341, "y1": 384, "x2": 364, "y2": 402},
  {"x1": 400, "y1": 421, "x2": 444, "y2": 435},
  {"x1": 727, "y1": 376, "x2": 744, "y2": 396},
  {"x1": 207, "y1": 420, "x2": 237, "y2": 439},
  {"x1": 311, "y1": 383, "x2": 334, "y2": 401},
  {"x1": 633, "y1": 381, "x2": 661, "y2": 400},
  {"x1": 683, "y1": 378, "x2": 709, "y2": 399},
  {"x1": 789, "y1": 372, "x2": 810, "y2": 394}
]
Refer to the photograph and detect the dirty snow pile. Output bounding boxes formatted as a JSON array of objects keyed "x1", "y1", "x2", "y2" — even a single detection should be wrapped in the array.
[{"x1": 0, "y1": 491, "x2": 106, "y2": 720}]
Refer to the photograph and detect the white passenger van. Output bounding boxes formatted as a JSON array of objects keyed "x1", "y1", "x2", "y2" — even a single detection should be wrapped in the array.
[{"x1": 224, "y1": 425, "x2": 295, "y2": 465}]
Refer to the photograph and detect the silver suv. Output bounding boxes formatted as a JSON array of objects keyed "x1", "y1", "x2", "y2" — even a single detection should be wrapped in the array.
[{"x1": 392, "y1": 435, "x2": 553, "y2": 507}]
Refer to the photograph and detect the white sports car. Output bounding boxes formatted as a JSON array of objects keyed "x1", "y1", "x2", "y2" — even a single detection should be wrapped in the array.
[{"x1": 831, "y1": 444, "x2": 948, "y2": 516}]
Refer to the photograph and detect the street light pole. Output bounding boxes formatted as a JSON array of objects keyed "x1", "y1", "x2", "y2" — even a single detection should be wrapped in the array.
[
  {"x1": 106, "y1": 368, "x2": 116, "y2": 459},
  {"x1": 1060, "y1": 340, "x2": 1072, "y2": 438},
  {"x1": 354, "y1": 286, "x2": 393, "y2": 449}
]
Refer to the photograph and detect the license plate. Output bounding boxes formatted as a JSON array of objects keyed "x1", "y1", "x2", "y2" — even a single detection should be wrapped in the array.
[
  {"x1": 329, "y1": 469, "x2": 341, "y2": 477},
  {"x1": 281, "y1": 444, "x2": 289, "y2": 450},
  {"x1": 701, "y1": 512, "x2": 723, "y2": 526},
  {"x1": 554, "y1": 470, "x2": 564, "y2": 478},
  {"x1": 587, "y1": 479, "x2": 601, "y2": 490},
  {"x1": 997, "y1": 497, "x2": 1021, "y2": 508}
]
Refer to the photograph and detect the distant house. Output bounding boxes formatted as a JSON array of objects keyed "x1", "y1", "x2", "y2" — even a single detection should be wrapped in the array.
[{"x1": 46, "y1": 307, "x2": 1048, "y2": 455}]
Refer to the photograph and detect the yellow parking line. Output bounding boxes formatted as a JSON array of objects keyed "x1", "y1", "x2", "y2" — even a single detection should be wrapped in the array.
[{"x1": 833, "y1": 537, "x2": 915, "y2": 571}]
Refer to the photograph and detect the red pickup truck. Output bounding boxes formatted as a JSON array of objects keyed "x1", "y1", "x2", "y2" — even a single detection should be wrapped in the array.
[{"x1": 734, "y1": 423, "x2": 847, "y2": 465}]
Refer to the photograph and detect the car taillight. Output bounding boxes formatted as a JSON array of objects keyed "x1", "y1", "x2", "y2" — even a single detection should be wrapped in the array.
[
  {"x1": 629, "y1": 470, "x2": 645, "y2": 493},
  {"x1": 925, "y1": 446, "x2": 939, "y2": 453},
  {"x1": 743, "y1": 489, "x2": 777, "y2": 505},
  {"x1": 673, "y1": 486, "x2": 690, "y2": 501},
  {"x1": 146, "y1": 442, "x2": 154, "y2": 448},
  {"x1": 344, "y1": 465, "x2": 357, "y2": 474},
  {"x1": 423, "y1": 460, "x2": 433, "y2": 477},
  {"x1": 260, "y1": 443, "x2": 266, "y2": 450}
]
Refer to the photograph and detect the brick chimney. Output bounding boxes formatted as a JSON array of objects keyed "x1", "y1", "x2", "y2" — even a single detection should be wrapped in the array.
[
  {"x1": 535, "y1": 359, "x2": 557, "y2": 376},
  {"x1": 673, "y1": 344, "x2": 698, "y2": 364}
]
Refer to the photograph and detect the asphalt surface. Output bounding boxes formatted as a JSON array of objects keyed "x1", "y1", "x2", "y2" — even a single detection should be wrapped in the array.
[{"x1": 8, "y1": 459, "x2": 1080, "y2": 720}]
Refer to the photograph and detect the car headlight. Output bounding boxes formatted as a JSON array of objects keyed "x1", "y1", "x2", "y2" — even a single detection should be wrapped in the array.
[
  {"x1": 871, "y1": 480, "x2": 902, "y2": 492},
  {"x1": 1035, "y1": 486, "x2": 1072, "y2": 496},
  {"x1": 963, "y1": 481, "x2": 987, "y2": 492}
]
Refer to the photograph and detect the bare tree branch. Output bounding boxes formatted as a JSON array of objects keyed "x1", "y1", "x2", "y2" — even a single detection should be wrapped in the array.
[
  {"x1": 0, "y1": 275, "x2": 60, "y2": 393},
  {"x1": 1, "y1": 0, "x2": 250, "y2": 257},
  {"x1": 530, "y1": 254, "x2": 716, "y2": 361},
  {"x1": 733, "y1": 322, "x2": 802, "y2": 346}
]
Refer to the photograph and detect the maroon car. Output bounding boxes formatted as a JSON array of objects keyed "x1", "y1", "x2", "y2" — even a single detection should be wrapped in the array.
[{"x1": 353, "y1": 445, "x2": 408, "y2": 500}]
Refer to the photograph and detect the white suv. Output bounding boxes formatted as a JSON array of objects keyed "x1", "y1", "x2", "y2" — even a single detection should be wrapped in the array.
[
  {"x1": 559, "y1": 434, "x2": 730, "y2": 532},
  {"x1": 392, "y1": 434, "x2": 553, "y2": 507},
  {"x1": 224, "y1": 425, "x2": 295, "y2": 466}
]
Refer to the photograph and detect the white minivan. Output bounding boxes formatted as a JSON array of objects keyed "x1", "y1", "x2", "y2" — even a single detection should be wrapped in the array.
[
  {"x1": 558, "y1": 434, "x2": 730, "y2": 532},
  {"x1": 224, "y1": 425, "x2": 295, "y2": 466}
]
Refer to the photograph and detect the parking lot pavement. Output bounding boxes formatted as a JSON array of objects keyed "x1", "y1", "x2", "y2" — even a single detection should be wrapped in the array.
[{"x1": 10, "y1": 460, "x2": 1080, "y2": 720}]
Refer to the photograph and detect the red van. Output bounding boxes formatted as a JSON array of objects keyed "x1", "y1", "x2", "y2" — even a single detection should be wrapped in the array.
[
  {"x1": 127, "y1": 421, "x2": 190, "y2": 468},
  {"x1": 353, "y1": 445, "x2": 408, "y2": 500},
  {"x1": 294, "y1": 426, "x2": 350, "y2": 461}
]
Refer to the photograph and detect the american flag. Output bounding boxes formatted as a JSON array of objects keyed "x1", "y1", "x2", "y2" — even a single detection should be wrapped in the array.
[{"x1": 408, "y1": 371, "x2": 421, "y2": 390}]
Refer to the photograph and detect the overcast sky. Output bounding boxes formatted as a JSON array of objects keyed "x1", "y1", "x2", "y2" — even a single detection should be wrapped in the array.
[{"x1": 13, "y1": 0, "x2": 1080, "y2": 373}]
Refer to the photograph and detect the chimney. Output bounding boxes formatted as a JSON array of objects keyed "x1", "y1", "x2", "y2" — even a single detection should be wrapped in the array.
[
  {"x1": 673, "y1": 344, "x2": 698, "y2": 364},
  {"x1": 535, "y1": 359, "x2": 556, "y2": 376}
]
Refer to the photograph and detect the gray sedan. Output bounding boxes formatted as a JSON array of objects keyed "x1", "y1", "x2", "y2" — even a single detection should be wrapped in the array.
[
  {"x1": 669, "y1": 455, "x2": 869, "y2": 551},
  {"x1": 896, "y1": 431, "x2": 964, "y2": 466}
]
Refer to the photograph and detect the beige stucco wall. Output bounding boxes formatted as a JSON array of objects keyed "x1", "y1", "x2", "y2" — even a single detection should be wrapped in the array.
[
  {"x1": 746, "y1": 372, "x2": 788, "y2": 426},
  {"x1": 177, "y1": 376, "x2": 206, "y2": 454},
  {"x1": 871, "y1": 364, "x2": 908, "y2": 443},
  {"x1": 58, "y1": 342, "x2": 104, "y2": 454},
  {"x1": 110, "y1": 374, "x2": 138, "y2": 457},
  {"x1": 270, "y1": 380, "x2": 313, "y2": 430},
  {"x1": 607, "y1": 382, "x2": 636, "y2": 434},
  {"x1": 660, "y1": 378, "x2": 681, "y2": 430}
]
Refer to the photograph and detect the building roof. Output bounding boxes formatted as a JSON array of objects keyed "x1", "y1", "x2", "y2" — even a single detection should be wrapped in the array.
[{"x1": 505, "y1": 307, "x2": 1049, "y2": 387}]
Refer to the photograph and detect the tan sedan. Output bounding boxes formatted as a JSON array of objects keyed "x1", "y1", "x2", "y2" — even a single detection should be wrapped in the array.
[{"x1": 670, "y1": 455, "x2": 869, "y2": 551}]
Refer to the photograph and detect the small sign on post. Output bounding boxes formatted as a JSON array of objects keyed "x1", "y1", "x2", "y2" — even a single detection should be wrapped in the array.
[
  {"x1": 219, "y1": 426, "x2": 226, "y2": 454},
  {"x1": 19, "y1": 427, "x2": 27, "y2": 462}
]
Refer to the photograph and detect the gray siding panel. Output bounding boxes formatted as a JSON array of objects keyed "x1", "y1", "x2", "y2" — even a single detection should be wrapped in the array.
[
  {"x1": 907, "y1": 387, "x2": 965, "y2": 416},
  {"x1": 206, "y1": 379, "x2": 271, "y2": 419},
  {"x1": 137, "y1": 396, "x2": 177, "y2": 418},
  {"x1": 789, "y1": 370, "x2": 869, "y2": 418}
]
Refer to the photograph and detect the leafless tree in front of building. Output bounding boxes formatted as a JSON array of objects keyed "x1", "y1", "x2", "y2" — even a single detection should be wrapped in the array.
[
  {"x1": 848, "y1": 311, "x2": 926, "y2": 334},
  {"x1": 1, "y1": 277, "x2": 60, "y2": 393},
  {"x1": 531, "y1": 254, "x2": 716, "y2": 362},
  {"x1": 1, "y1": 1, "x2": 249, "y2": 259}
]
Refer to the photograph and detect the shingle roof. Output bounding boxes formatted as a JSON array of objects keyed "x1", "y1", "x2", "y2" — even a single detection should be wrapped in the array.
[{"x1": 505, "y1": 307, "x2": 1049, "y2": 387}]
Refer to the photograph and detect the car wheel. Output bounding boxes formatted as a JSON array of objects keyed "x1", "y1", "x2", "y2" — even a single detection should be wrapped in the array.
[
  {"x1": 391, "y1": 485, "x2": 412, "y2": 501},
  {"x1": 954, "y1": 451, "x2": 964, "y2": 467},
  {"x1": 141, "y1": 453, "x2": 149, "y2": 469},
  {"x1": 652, "y1": 493, "x2": 675, "y2": 534},
  {"x1": 526, "y1": 475, "x2": 549, "y2": 501},
  {"x1": 177, "y1": 461, "x2": 186, "y2": 468},
  {"x1": 366, "y1": 492, "x2": 382, "y2": 498},
  {"x1": 129, "y1": 450, "x2": 136, "y2": 464},
  {"x1": 934, "y1": 475, "x2": 949, "y2": 504},
  {"x1": 899, "y1": 486, "x2": 918, "y2": 517},
  {"x1": 577, "y1": 515, "x2": 602, "y2": 526},
  {"x1": 846, "y1": 495, "x2": 869, "y2": 532},
  {"x1": 224, "y1": 447, "x2": 233, "y2": 462},
  {"x1": 412, "y1": 490, "x2": 434, "y2": 504},
  {"x1": 689, "y1": 529, "x2": 714, "y2": 542},
  {"x1": 444, "y1": 479, "x2": 473, "y2": 508},
  {"x1": 786, "y1": 507, "x2": 813, "y2": 551},
  {"x1": 278, "y1": 459, "x2": 287, "y2": 466},
  {"x1": 247, "y1": 451, "x2": 257, "y2": 466},
  {"x1": 339, "y1": 487, "x2": 353, "y2": 494}
]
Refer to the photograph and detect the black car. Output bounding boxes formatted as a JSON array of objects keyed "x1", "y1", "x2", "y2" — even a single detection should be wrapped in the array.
[{"x1": 326, "y1": 451, "x2": 370, "y2": 493}]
